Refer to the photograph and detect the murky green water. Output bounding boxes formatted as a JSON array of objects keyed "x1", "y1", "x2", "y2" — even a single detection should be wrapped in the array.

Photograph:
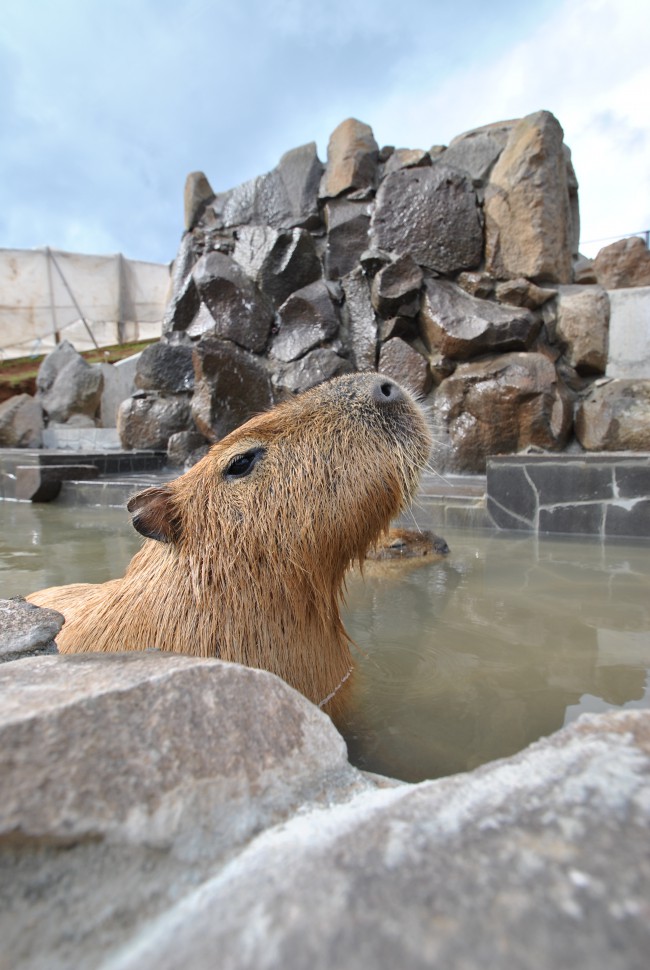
[{"x1": 2, "y1": 501, "x2": 649, "y2": 782}]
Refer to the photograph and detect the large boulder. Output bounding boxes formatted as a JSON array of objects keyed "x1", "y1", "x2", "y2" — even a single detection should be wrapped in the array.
[
  {"x1": 324, "y1": 199, "x2": 372, "y2": 279},
  {"x1": 272, "y1": 348, "x2": 353, "y2": 395},
  {"x1": 134, "y1": 338, "x2": 196, "y2": 393},
  {"x1": 593, "y1": 236, "x2": 650, "y2": 289},
  {"x1": 341, "y1": 267, "x2": 379, "y2": 370},
  {"x1": 430, "y1": 352, "x2": 573, "y2": 473},
  {"x1": 36, "y1": 341, "x2": 103, "y2": 424},
  {"x1": 551, "y1": 285, "x2": 610, "y2": 375},
  {"x1": 377, "y1": 338, "x2": 431, "y2": 397},
  {"x1": 117, "y1": 391, "x2": 192, "y2": 450},
  {"x1": 233, "y1": 226, "x2": 321, "y2": 307},
  {"x1": 370, "y1": 165, "x2": 483, "y2": 274},
  {"x1": 576, "y1": 378, "x2": 650, "y2": 451},
  {"x1": 191, "y1": 336, "x2": 275, "y2": 440},
  {"x1": 438, "y1": 119, "x2": 515, "y2": 185},
  {"x1": 0, "y1": 393, "x2": 43, "y2": 447},
  {"x1": 212, "y1": 142, "x2": 323, "y2": 231},
  {"x1": 191, "y1": 252, "x2": 274, "y2": 353},
  {"x1": 319, "y1": 118, "x2": 379, "y2": 199},
  {"x1": 270, "y1": 280, "x2": 341, "y2": 363},
  {"x1": 484, "y1": 111, "x2": 575, "y2": 283},
  {"x1": 419, "y1": 278, "x2": 540, "y2": 361}
]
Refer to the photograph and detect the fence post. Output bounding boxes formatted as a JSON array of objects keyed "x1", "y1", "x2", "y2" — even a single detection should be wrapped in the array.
[{"x1": 45, "y1": 248, "x2": 60, "y2": 345}]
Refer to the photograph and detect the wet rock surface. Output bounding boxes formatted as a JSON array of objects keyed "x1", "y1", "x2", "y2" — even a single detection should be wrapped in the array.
[
  {"x1": 117, "y1": 391, "x2": 192, "y2": 451},
  {"x1": 191, "y1": 336, "x2": 275, "y2": 439},
  {"x1": 271, "y1": 280, "x2": 341, "y2": 363},
  {"x1": 1, "y1": 649, "x2": 648, "y2": 970},
  {"x1": 0, "y1": 598, "x2": 62, "y2": 661}
]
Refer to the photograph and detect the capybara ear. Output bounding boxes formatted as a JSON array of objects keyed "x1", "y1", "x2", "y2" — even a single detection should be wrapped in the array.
[{"x1": 127, "y1": 486, "x2": 180, "y2": 544}]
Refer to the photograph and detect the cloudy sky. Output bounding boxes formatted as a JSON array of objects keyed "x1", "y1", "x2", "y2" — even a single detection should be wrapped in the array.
[{"x1": 1, "y1": 0, "x2": 648, "y2": 265}]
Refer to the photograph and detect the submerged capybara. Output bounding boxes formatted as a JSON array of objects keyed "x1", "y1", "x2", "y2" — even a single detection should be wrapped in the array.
[{"x1": 28, "y1": 373, "x2": 432, "y2": 714}]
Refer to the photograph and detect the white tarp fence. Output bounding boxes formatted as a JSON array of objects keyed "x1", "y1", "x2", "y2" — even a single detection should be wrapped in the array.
[{"x1": 0, "y1": 248, "x2": 170, "y2": 359}]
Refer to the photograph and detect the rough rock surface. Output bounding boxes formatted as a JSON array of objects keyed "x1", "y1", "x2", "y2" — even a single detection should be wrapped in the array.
[
  {"x1": 439, "y1": 120, "x2": 514, "y2": 185},
  {"x1": 485, "y1": 111, "x2": 574, "y2": 283},
  {"x1": 272, "y1": 348, "x2": 353, "y2": 395},
  {"x1": 371, "y1": 254, "x2": 423, "y2": 319},
  {"x1": 1, "y1": 651, "x2": 648, "y2": 970},
  {"x1": 191, "y1": 337, "x2": 274, "y2": 440},
  {"x1": 576, "y1": 378, "x2": 650, "y2": 451},
  {"x1": 134, "y1": 338, "x2": 196, "y2": 393},
  {"x1": 341, "y1": 267, "x2": 379, "y2": 370},
  {"x1": 0, "y1": 393, "x2": 44, "y2": 447},
  {"x1": 183, "y1": 171, "x2": 215, "y2": 231},
  {"x1": 319, "y1": 118, "x2": 379, "y2": 199},
  {"x1": 377, "y1": 337, "x2": 431, "y2": 396},
  {"x1": 0, "y1": 598, "x2": 62, "y2": 661},
  {"x1": 324, "y1": 199, "x2": 372, "y2": 279},
  {"x1": 271, "y1": 280, "x2": 341, "y2": 363},
  {"x1": 552, "y1": 285, "x2": 610, "y2": 374},
  {"x1": 36, "y1": 340, "x2": 103, "y2": 424},
  {"x1": 233, "y1": 226, "x2": 321, "y2": 307},
  {"x1": 191, "y1": 252, "x2": 274, "y2": 353},
  {"x1": 593, "y1": 236, "x2": 650, "y2": 289},
  {"x1": 419, "y1": 278, "x2": 540, "y2": 360},
  {"x1": 117, "y1": 391, "x2": 192, "y2": 450},
  {"x1": 494, "y1": 278, "x2": 557, "y2": 309},
  {"x1": 371, "y1": 165, "x2": 482, "y2": 274},
  {"x1": 430, "y1": 352, "x2": 573, "y2": 473}
]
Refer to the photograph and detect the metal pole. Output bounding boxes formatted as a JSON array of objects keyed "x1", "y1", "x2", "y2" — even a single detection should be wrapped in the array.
[
  {"x1": 44, "y1": 247, "x2": 60, "y2": 345},
  {"x1": 48, "y1": 249, "x2": 100, "y2": 351}
]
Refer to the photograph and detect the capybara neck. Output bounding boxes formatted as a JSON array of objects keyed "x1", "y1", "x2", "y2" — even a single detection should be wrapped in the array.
[{"x1": 28, "y1": 373, "x2": 432, "y2": 715}]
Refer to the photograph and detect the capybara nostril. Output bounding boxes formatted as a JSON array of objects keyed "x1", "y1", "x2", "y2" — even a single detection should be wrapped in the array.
[
  {"x1": 27, "y1": 373, "x2": 432, "y2": 717},
  {"x1": 370, "y1": 376, "x2": 406, "y2": 406}
]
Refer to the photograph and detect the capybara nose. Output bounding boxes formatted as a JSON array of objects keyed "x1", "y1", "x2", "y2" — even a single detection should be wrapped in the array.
[{"x1": 369, "y1": 376, "x2": 407, "y2": 406}]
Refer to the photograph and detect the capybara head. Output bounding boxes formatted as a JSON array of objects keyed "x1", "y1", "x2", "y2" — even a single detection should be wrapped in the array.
[{"x1": 29, "y1": 373, "x2": 432, "y2": 714}]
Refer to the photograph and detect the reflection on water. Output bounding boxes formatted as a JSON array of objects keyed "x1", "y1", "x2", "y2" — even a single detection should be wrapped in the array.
[{"x1": 2, "y1": 502, "x2": 649, "y2": 782}]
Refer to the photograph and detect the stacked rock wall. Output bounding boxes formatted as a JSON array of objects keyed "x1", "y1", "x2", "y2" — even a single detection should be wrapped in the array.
[{"x1": 118, "y1": 110, "x2": 650, "y2": 471}]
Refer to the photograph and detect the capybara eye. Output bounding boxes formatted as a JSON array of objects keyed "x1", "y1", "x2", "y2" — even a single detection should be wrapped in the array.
[{"x1": 224, "y1": 447, "x2": 265, "y2": 480}]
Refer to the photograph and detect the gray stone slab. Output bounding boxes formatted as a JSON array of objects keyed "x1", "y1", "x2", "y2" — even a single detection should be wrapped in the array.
[
  {"x1": 539, "y1": 502, "x2": 606, "y2": 536},
  {"x1": 605, "y1": 499, "x2": 650, "y2": 539}
]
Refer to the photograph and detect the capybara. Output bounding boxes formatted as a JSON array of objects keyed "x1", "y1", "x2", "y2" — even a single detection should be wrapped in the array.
[
  {"x1": 28, "y1": 373, "x2": 432, "y2": 714},
  {"x1": 366, "y1": 528, "x2": 450, "y2": 561}
]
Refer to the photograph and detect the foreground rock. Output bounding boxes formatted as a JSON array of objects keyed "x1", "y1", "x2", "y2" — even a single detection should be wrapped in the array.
[
  {"x1": 0, "y1": 393, "x2": 44, "y2": 447},
  {"x1": 1, "y1": 651, "x2": 648, "y2": 970},
  {"x1": 35, "y1": 340, "x2": 104, "y2": 424},
  {"x1": 0, "y1": 598, "x2": 62, "y2": 661}
]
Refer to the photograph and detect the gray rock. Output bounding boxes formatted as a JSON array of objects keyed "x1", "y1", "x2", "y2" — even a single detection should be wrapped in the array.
[
  {"x1": 0, "y1": 393, "x2": 43, "y2": 448},
  {"x1": 192, "y1": 252, "x2": 274, "y2": 353},
  {"x1": 383, "y1": 148, "x2": 431, "y2": 174},
  {"x1": 378, "y1": 316, "x2": 420, "y2": 343},
  {"x1": 419, "y1": 278, "x2": 540, "y2": 361},
  {"x1": 341, "y1": 267, "x2": 379, "y2": 370},
  {"x1": 494, "y1": 277, "x2": 557, "y2": 309},
  {"x1": 166, "y1": 430, "x2": 210, "y2": 467},
  {"x1": 272, "y1": 348, "x2": 353, "y2": 395},
  {"x1": 440, "y1": 119, "x2": 515, "y2": 185},
  {"x1": 371, "y1": 254, "x2": 423, "y2": 318},
  {"x1": 233, "y1": 226, "x2": 321, "y2": 307},
  {"x1": 576, "y1": 378, "x2": 650, "y2": 450},
  {"x1": 191, "y1": 337, "x2": 274, "y2": 440},
  {"x1": 324, "y1": 199, "x2": 372, "y2": 280},
  {"x1": 319, "y1": 118, "x2": 379, "y2": 199},
  {"x1": 36, "y1": 341, "x2": 104, "y2": 424},
  {"x1": 15, "y1": 463, "x2": 99, "y2": 502},
  {"x1": 456, "y1": 271, "x2": 495, "y2": 299},
  {"x1": 213, "y1": 142, "x2": 323, "y2": 231},
  {"x1": 552, "y1": 284, "x2": 610, "y2": 375},
  {"x1": 71, "y1": 711, "x2": 650, "y2": 970},
  {"x1": 377, "y1": 338, "x2": 431, "y2": 396},
  {"x1": 0, "y1": 598, "x2": 63, "y2": 661},
  {"x1": 162, "y1": 273, "x2": 201, "y2": 336},
  {"x1": 370, "y1": 165, "x2": 482, "y2": 274},
  {"x1": 429, "y1": 352, "x2": 573, "y2": 473},
  {"x1": 270, "y1": 280, "x2": 341, "y2": 363},
  {"x1": 485, "y1": 111, "x2": 575, "y2": 283},
  {"x1": 573, "y1": 255, "x2": 597, "y2": 285},
  {"x1": 184, "y1": 171, "x2": 215, "y2": 230},
  {"x1": 135, "y1": 339, "x2": 196, "y2": 393},
  {"x1": 593, "y1": 236, "x2": 650, "y2": 289},
  {"x1": 117, "y1": 392, "x2": 192, "y2": 450}
]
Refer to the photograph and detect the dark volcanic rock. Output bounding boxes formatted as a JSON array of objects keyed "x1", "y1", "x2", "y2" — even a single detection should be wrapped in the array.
[
  {"x1": 378, "y1": 338, "x2": 431, "y2": 396},
  {"x1": 135, "y1": 338, "x2": 196, "y2": 394},
  {"x1": 439, "y1": 120, "x2": 515, "y2": 185},
  {"x1": 192, "y1": 252, "x2": 274, "y2": 353},
  {"x1": 383, "y1": 148, "x2": 431, "y2": 174},
  {"x1": 324, "y1": 199, "x2": 372, "y2": 280},
  {"x1": 167, "y1": 430, "x2": 210, "y2": 467},
  {"x1": 270, "y1": 281, "x2": 341, "y2": 363},
  {"x1": 184, "y1": 171, "x2": 215, "y2": 231},
  {"x1": 341, "y1": 267, "x2": 379, "y2": 371},
  {"x1": 370, "y1": 165, "x2": 483, "y2": 274},
  {"x1": 212, "y1": 142, "x2": 323, "y2": 231},
  {"x1": 233, "y1": 226, "x2": 321, "y2": 307},
  {"x1": 576, "y1": 379, "x2": 650, "y2": 451},
  {"x1": 272, "y1": 349, "x2": 353, "y2": 395},
  {"x1": 117, "y1": 392, "x2": 192, "y2": 451},
  {"x1": 371, "y1": 254, "x2": 423, "y2": 318},
  {"x1": 191, "y1": 337, "x2": 275, "y2": 440},
  {"x1": 419, "y1": 278, "x2": 540, "y2": 360},
  {"x1": 162, "y1": 273, "x2": 201, "y2": 336}
]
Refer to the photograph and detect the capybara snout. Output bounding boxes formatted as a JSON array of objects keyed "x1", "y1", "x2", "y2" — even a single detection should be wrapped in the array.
[{"x1": 28, "y1": 373, "x2": 432, "y2": 713}]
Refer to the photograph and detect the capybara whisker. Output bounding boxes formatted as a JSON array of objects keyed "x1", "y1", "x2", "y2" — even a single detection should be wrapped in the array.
[{"x1": 28, "y1": 373, "x2": 432, "y2": 718}]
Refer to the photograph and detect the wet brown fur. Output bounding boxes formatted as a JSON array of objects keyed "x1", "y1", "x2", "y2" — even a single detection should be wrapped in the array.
[{"x1": 28, "y1": 373, "x2": 432, "y2": 714}]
